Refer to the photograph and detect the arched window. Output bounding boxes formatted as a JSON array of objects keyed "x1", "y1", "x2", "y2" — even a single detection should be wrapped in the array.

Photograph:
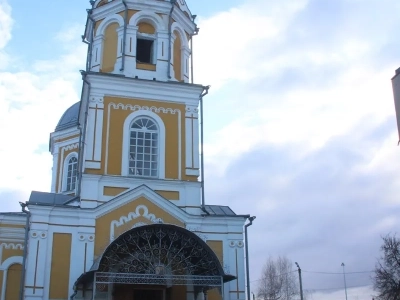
[
  {"x1": 64, "y1": 155, "x2": 78, "y2": 192},
  {"x1": 129, "y1": 117, "x2": 159, "y2": 177}
]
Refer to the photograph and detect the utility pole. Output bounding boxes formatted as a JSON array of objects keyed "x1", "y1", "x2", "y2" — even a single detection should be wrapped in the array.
[
  {"x1": 341, "y1": 263, "x2": 348, "y2": 300},
  {"x1": 295, "y1": 262, "x2": 304, "y2": 300}
]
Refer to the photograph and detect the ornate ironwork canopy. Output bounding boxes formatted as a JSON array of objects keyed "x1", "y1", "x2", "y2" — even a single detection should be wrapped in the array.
[{"x1": 76, "y1": 224, "x2": 235, "y2": 288}]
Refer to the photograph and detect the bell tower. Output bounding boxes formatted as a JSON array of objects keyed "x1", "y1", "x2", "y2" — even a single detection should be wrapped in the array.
[
  {"x1": 89, "y1": 0, "x2": 193, "y2": 82},
  {"x1": 49, "y1": 0, "x2": 206, "y2": 212},
  {"x1": 7, "y1": 2, "x2": 250, "y2": 300}
]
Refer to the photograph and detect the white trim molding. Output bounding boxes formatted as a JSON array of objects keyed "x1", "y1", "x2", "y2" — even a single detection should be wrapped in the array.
[
  {"x1": 62, "y1": 151, "x2": 79, "y2": 193},
  {"x1": 0, "y1": 255, "x2": 23, "y2": 300},
  {"x1": 121, "y1": 109, "x2": 166, "y2": 178},
  {"x1": 57, "y1": 143, "x2": 79, "y2": 193},
  {"x1": 110, "y1": 204, "x2": 164, "y2": 241},
  {"x1": 96, "y1": 13, "x2": 125, "y2": 36},
  {"x1": 129, "y1": 10, "x2": 167, "y2": 31}
]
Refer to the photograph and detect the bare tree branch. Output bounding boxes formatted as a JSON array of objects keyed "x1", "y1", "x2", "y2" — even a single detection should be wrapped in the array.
[
  {"x1": 373, "y1": 234, "x2": 400, "y2": 300},
  {"x1": 257, "y1": 256, "x2": 302, "y2": 300}
]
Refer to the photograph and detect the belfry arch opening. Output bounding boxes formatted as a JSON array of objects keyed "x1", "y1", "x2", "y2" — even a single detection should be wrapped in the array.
[
  {"x1": 136, "y1": 22, "x2": 156, "y2": 65},
  {"x1": 75, "y1": 224, "x2": 235, "y2": 299}
]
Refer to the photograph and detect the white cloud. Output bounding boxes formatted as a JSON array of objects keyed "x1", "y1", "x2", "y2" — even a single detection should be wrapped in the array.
[
  {"x1": 0, "y1": 0, "x2": 12, "y2": 69},
  {"x1": 0, "y1": 21, "x2": 86, "y2": 211},
  {"x1": 0, "y1": 0, "x2": 12, "y2": 49},
  {"x1": 194, "y1": 0, "x2": 309, "y2": 89},
  {"x1": 194, "y1": 0, "x2": 399, "y2": 176},
  {"x1": 193, "y1": 0, "x2": 400, "y2": 294}
]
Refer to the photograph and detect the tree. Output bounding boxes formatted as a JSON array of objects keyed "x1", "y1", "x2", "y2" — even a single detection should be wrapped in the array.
[
  {"x1": 373, "y1": 234, "x2": 400, "y2": 300},
  {"x1": 257, "y1": 256, "x2": 298, "y2": 300}
]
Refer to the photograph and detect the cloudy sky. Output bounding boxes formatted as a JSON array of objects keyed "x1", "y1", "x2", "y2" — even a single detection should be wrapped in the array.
[{"x1": 1, "y1": 0, "x2": 400, "y2": 298}]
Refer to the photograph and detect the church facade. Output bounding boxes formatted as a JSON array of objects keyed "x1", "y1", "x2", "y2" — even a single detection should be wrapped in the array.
[{"x1": 0, "y1": 1, "x2": 250, "y2": 300}]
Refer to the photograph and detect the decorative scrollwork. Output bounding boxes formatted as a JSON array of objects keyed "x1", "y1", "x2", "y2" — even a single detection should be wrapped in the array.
[{"x1": 99, "y1": 224, "x2": 224, "y2": 278}]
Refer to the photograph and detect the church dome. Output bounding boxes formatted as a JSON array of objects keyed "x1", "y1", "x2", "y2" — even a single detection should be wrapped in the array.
[{"x1": 55, "y1": 102, "x2": 80, "y2": 131}]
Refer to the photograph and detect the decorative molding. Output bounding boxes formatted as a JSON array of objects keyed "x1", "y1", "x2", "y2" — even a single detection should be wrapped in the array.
[
  {"x1": 228, "y1": 240, "x2": 244, "y2": 248},
  {"x1": 109, "y1": 103, "x2": 180, "y2": 115},
  {"x1": 110, "y1": 204, "x2": 164, "y2": 241},
  {"x1": 30, "y1": 231, "x2": 48, "y2": 239},
  {"x1": 105, "y1": 103, "x2": 182, "y2": 179},
  {"x1": 185, "y1": 105, "x2": 199, "y2": 116},
  {"x1": 0, "y1": 243, "x2": 23, "y2": 250},
  {"x1": 78, "y1": 233, "x2": 95, "y2": 243},
  {"x1": 95, "y1": 13, "x2": 125, "y2": 36},
  {"x1": 0, "y1": 243, "x2": 24, "y2": 271},
  {"x1": 129, "y1": 9, "x2": 167, "y2": 31},
  {"x1": 0, "y1": 255, "x2": 23, "y2": 300},
  {"x1": 62, "y1": 143, "x2": 79, "y2": 152},
  {"x1": 58, "y1": 143, "x2": 79, "y2": 193},
  {"x1": 0, "y1": 227, "x2": 26, "y2": 240},
  {"x1": 90, "y1": 95, "x2": 104, "y2": 105}
]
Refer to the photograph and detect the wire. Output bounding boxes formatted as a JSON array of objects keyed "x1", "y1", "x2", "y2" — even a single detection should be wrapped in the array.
[
  {"x1": 250, "y1": 270, "x2": 297, "y2": 282},
  {"x1": 303, "y1": 270, "x2": 374, "y2": 275}
]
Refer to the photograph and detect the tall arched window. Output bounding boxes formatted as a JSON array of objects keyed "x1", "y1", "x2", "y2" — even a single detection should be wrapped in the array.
[
  {"x1": 66, "y1": 156, "x2": 78, "y2": 191},
  {"x1": 129, "y1": 117, "x2": 158, "y2": 177}
]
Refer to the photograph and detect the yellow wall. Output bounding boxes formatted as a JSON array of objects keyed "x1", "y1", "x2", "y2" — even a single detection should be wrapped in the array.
[
  {"x1": 103, "y1": 187, "x2": 179, "y2": 200},
  {"x1": 138, "y1": 22, "x2": 155, "y2": 34},
  {"x1": 5, "y1": 264, "x2": 22, "y2": 300},
  {"x1": 155, "y1": 190, "x2": 180, "y2": 200},
  {"x1": 49, "y1": 233, "x2": 72, "y2": 299},
  {"x1": 206, "y1": 241, "x2": 223, "y2": 300},
  {"x1": 104, "y1": 186, "x2": 129, "y2": 196},
  {"x1": 87, "y1": 96, "x2": 188, "y2": 180},
  {"x1": 1, "y1": 248, "x2": 23, "y2": 264},
  {"x1": 118, "y1": 10, "x2": 138, "y2": 22},
  {"x1": 95, "y1": 196, "x2": 184, "y2": 256},
  {"x1": 0, "y1": 223, "x2": 25, "y2": 229},
  {"x1": 54, "y1": 133, "x2": 80, "y2": 144},
  {"x1": 208, "y1": 288, "x2": 222, "y2": 300},
  {"x1": 173, "y1": 31, "x2": 182, "y2": 81},
  {"x1": 137, "y1": 62, "x2": 157, "y2": 70},
  {"x1": 101, "y1": 22, "x2": 119, "y2": 73}
]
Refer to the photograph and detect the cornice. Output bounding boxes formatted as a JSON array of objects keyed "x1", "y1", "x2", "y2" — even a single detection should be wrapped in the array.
[
  {"x1": 86, "y1": 73, "x2": 205, "y2": 105},
  {"x1": 0, "y1": 214, "x2": 26, "y2": 225},
  {"x1": 92, "y1": 0, "x2": 195, "y2": 32},
  {"x1": 83, "y1": 173, "x2": 201, "y2": 188}
]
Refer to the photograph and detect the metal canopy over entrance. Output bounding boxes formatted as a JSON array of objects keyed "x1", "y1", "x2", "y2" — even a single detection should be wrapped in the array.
[{"x1": 75, "y1": 224, "x2": 235, "y2": 299}]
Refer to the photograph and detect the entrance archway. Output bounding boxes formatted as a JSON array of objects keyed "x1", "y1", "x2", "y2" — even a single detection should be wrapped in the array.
[{"x1": 75, "y1": 224, "x2": 235, "y2": 300}]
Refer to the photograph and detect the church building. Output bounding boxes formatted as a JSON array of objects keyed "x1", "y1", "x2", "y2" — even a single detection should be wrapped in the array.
[{"x1": 0, "y1": 1, "x2": 251, "y2": 299}]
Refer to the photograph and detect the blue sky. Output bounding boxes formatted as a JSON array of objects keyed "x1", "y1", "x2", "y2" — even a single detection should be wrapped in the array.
[{"x1": 1, "y1": 0, "x2": 400, "y2": 299}]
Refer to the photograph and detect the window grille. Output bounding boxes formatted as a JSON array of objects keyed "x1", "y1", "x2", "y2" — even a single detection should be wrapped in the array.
[
  {"x1": 129, "y1": 117, "x2": 158, "y2": 177},
  {"x1": 66, "y1": 157, "x2": 78, "y2": 191}
]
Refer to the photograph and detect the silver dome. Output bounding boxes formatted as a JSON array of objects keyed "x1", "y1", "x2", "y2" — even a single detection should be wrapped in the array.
[{"x1": 55, "y1": 102, "x2": 80, "y2": 131}]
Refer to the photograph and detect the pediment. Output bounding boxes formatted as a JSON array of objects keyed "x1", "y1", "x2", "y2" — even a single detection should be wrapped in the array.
[{"x1": 93, "y1": 185, "x2": 186, "y2": 256}]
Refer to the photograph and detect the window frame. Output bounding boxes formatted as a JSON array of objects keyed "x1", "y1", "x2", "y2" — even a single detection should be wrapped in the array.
[
  {"x1": 136, "y1": 33, "x2": 157, "y2": 65},
  {"x1": 62, "y1": 152, "x2": 78, "y2": 192},
  {"x1": 128, "y1": 117, "x2": 159, "y2": 178},
  {"x1": 122, "y1": 110, "x2": 166, "y2": 179}
]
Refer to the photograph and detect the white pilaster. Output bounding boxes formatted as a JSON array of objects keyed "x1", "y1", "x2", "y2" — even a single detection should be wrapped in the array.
[
  {"x1": 50, "y1": 145, "x2": 59, "y2": 193},
  {"x1": 123, "y1": 25, "x2": 138, "y2": 77},
  {"x1": 91, "y1": 35, "x2": 105, "y2": 72},
  {"x1": 185, "y1": 105, "x2": 200, "y2": 176},
  {"x1": 182, "y1": 46, "x2": 191, "y2": 83}
]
